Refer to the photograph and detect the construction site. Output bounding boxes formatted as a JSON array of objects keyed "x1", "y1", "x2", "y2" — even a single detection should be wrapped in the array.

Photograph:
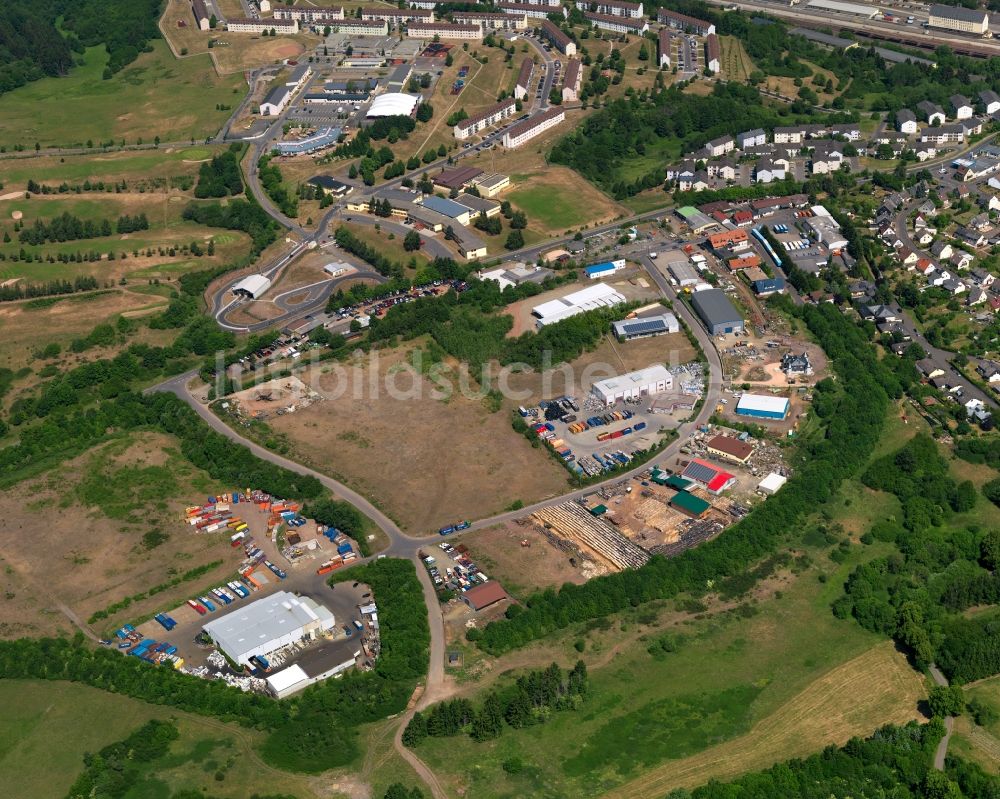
[{"x1": 227, "y1": 375, "x2": 322, "y2": 420}]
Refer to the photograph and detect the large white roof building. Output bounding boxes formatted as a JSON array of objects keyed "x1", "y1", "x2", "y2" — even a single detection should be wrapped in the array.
[
  {"x1": 203, "y1": 591, "x2": 336, "y2": 665},
  {"x1": 366, "y1": 93, "x2": 419, "y2": 118},
  {"x1": 591, "y1": 365, "x2": 673, "y2": 405},
  {"x1": 531, "y1": 283, "x2": 626, "y2": 327},
  {"x1": 232, "y1": 274, "x2": 272, "y2": 300}
]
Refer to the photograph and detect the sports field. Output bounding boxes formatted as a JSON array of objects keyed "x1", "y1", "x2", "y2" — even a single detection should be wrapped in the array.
[
  {"x1": 0, "y1": 42, "x2": 243, "y2": 149},
  {"x1": 0, "y1": 680, "x2": 324, "y2": 799}
]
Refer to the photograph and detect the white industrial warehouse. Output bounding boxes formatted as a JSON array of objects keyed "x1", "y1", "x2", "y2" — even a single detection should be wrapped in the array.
[
  {"x1": 231, "y1": 274, "x2": 272, "y2": 300},
  {"x1": 531, "y1": 283, "x2": 626, "y2": 327},
  {"x1": 591, "y1": 364, "x2": 674, "y2": 405},
  {"x1": 202, "y1": 591, "x2": 336, "y2": 666}
]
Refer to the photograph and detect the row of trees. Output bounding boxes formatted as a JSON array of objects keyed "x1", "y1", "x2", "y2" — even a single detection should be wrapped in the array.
[
  {"x1": 0, "y1": 275, "x2": 98, "y2": 303},
  {"x1": 257, "y1": 155, "x2": 297, "y2": 217},
  {"x1": 403, "y1": 661, "x2": 588, "y2": 746},
  {"x1": 471, "y1": 303, "x2": 903, "y2": 655},
  {"x1": 18, "y1": 212, "x2": 148, "y2": 244}
]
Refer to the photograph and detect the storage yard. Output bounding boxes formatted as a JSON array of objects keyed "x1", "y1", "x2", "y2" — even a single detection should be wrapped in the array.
[
  {"x1": 519, "y1": 361, "x2": 706, "y2": 477},
  {"x1": 109, "y1": 487, "x2": 379, "y2": 697},
  {"x1": 498, "y1": 421, "x2": 791, "y2": 572}
]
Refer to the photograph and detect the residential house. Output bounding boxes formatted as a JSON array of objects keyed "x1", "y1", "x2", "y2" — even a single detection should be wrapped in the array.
[
  {"x1": 981, "y1": 89, "x2": 1000, "y2": 115},
  {"x1": 956, "y1": 226, "x2": 987, "y2": 247},
  {"x1": 754, "y1": 159, "x2": 786, "y2": 183},
  {"x1": 918, "y1": 100, "x2": 946, "y2": 125},
  {"x1": 951, "y1": 94, "x2": 974, "y2": 119},
  {"x1": 951, "y1": 250, "x2": 975, "y2": 269},
  {"x1": 976, "y1": 361, "x2": 1000, "y2": 383},
  {"x1": 737, "y1": 128, "x2": 766, "y2": 149},
  {"x1": 704, "y1": 135, "x2": 736, "y2": 157},
  {"x1": 970, "y1": 267, "x2": 996, "y2": 287},
  {"x1": 858, "y1": 303, "x2": 898, "y2": 322},
  {"x1": 896, "y1": 109, "x2": 918, "y2": 134},
  {"x1": 930, "y1": 240, "x2": 954, "y2": 260}
]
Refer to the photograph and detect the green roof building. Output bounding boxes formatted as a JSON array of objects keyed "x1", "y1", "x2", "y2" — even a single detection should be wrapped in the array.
[{"x1": 669, "y1": 491, "x2": 710, "y2": 518}]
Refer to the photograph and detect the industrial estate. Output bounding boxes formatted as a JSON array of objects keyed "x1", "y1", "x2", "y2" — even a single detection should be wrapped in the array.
[{"x1": 2, "y1": 0, "x2": 1000, "y2": 797}]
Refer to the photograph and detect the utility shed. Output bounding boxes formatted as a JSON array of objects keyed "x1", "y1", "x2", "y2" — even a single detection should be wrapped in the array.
[{"x1": 758, "y1": 472, "x2": 788, "y2": 494}]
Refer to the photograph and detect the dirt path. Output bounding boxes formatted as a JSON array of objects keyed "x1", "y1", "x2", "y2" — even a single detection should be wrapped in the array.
[{"x1": 55, "y1": 601, "x2": 100, "y2": 642}]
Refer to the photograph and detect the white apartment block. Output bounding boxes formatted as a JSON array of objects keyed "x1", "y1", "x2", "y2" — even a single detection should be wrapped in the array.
[
  {"x1": 406, "y1": 21, "x2": 483, "y2": 39},
  {"x1": 272, "y1": 5, "x2": 344, "y2": 22},
  {"x1": 227, "y1": 17, "x2": 299, "y2": 34},
  {"x1": 454, "y1": 98, "x2": 518, "y2": 140},
  {"x1": 502, "y1": 107, "x2": 565, "y2": 148}
]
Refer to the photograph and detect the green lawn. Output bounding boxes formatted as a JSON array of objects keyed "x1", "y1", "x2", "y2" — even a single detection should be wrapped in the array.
[
  {"x1": 413, "y1": 540, "x2": 892, "y2": 799},
  {"x1": 0, "y1": 680, "x2": 325, "y2": 799},
  {"x1": 507, "y1": 184, "x2": 601, "y2": 231},
  {"x1": 0, "y1": 42, "x2": 244, "y2": 149}
]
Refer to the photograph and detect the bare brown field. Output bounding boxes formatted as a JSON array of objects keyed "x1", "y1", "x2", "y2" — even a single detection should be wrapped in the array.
[
  {"x1": 0, "y1": 434, "x2": 237, "y2": 637},
  {"x1": 0, "y1": 289, "x2": 173, "y2": 375},
  {"x1": 269, "y1": 344, "x2": 568, "y2": 532},
  {"x1": 602, "y1": 642, "x2": 926, "y2": 799},
  {"x1": 210, "y1": 33, "x2": 316, "y2": 74},
  {"x1": 160, "y1": 0, "x2": 215, "y2": 58},
  {"x1": 452, "y1": 520, "x2": 589, "y2": 597}
]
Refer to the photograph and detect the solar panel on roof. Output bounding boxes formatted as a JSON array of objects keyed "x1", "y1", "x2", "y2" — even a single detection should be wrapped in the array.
[
  {"x1": 683, "y1": 461, "x2": 719, "y2": 484},
  {"x1": 622, "y1": 319, "x2": 668, "y2": 335}
]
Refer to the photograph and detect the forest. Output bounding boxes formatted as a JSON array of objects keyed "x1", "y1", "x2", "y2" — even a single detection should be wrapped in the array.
[
  {"x1": 182, "y1": 198, "x2": 279, "y2": 256},
  {"x1": 0, "y1": 0, "x2": 161, "y2": 94},
  {"x1": 0, "y1": 558, "x2": 428, "y2": 773},
  {"x1": 834, "y1": 434, "x2": 1000, "y2": 684},
  {"x1": 194, "y1": 147, "x2": 245, "y2": 199},
  {"x1": 470, "y1": 302, "x2": 914, "y2": 655}
]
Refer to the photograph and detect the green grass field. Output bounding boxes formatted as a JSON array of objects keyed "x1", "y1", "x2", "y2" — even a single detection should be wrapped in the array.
[
  {"x1": 0, "y1": 42, "x2": 244, "y2": 149},
  {"x1": 507, "y1": 184, "x2": 598, "y2": 231},
  {"x1": 0, "y1": 194, "x2": 250, "y2": 283},
  {"x1": 0, "y1": 146, "x2": 221, "y2": 189},
  {"x1": 412, "y1": 539, "x2": 907, "y2": 798},
  {"x1": 0, "y1": 680, "x2": 326, "y2": 799}
]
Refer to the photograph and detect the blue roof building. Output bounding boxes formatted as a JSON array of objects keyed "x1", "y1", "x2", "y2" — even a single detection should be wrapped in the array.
[
  {"x1": 421, "y1": 195, "x2": 473, "y2": 223},
  {"x1": 752, "y1": 277, "x2": 786, "y2": 296},
  {"x1": 585, "y1": 259, "x2": 626, "y2": 279}
]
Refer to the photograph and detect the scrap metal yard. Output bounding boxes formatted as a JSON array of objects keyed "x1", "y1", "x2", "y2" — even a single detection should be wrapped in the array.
[{"x1": 108, "y1": 487, "x2": 380, "y2": 697}]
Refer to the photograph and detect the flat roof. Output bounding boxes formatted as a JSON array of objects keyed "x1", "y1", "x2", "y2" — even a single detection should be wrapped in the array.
[
  {"x1": 591, "y1": 364, "x2": 672, "y2": 395},
  {"x1": 266, "y1": 663, "x2": 309, "y2": 693},
  {"x1": 758, "y1": 472, "x2": 788, "y2": 492},
  {"x1": 736, "y1": 393, "x2": 790, "y2": 414},
  {"x1": 203, "y1": 591, "x2": 334, "y2": 662},
  {"x1": 690, "y1": 288, "x2": 742, "y2": 326},
  {"x1": 422, "y1": 195, "x2": 471, "y2": 218},
  {"x1": 807, "y1": 0, "x2": 878, "y2": 16}
]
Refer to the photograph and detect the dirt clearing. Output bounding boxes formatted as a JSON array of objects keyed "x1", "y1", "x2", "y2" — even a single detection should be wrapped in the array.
[{"x1": 268, "y1": 344, "x2": 569, "y2": 532}]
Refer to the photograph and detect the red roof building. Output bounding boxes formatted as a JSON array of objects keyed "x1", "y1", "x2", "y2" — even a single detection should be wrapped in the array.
[
  {"x1": 682, "y1": 458, "x2": 737, "y2": 494},
  {"x1": 462, "y1": 581, "x2": 509, "y2": 611},
  {"x1": 707, "y1": 228, "x2": 749, "y2": 250}
]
